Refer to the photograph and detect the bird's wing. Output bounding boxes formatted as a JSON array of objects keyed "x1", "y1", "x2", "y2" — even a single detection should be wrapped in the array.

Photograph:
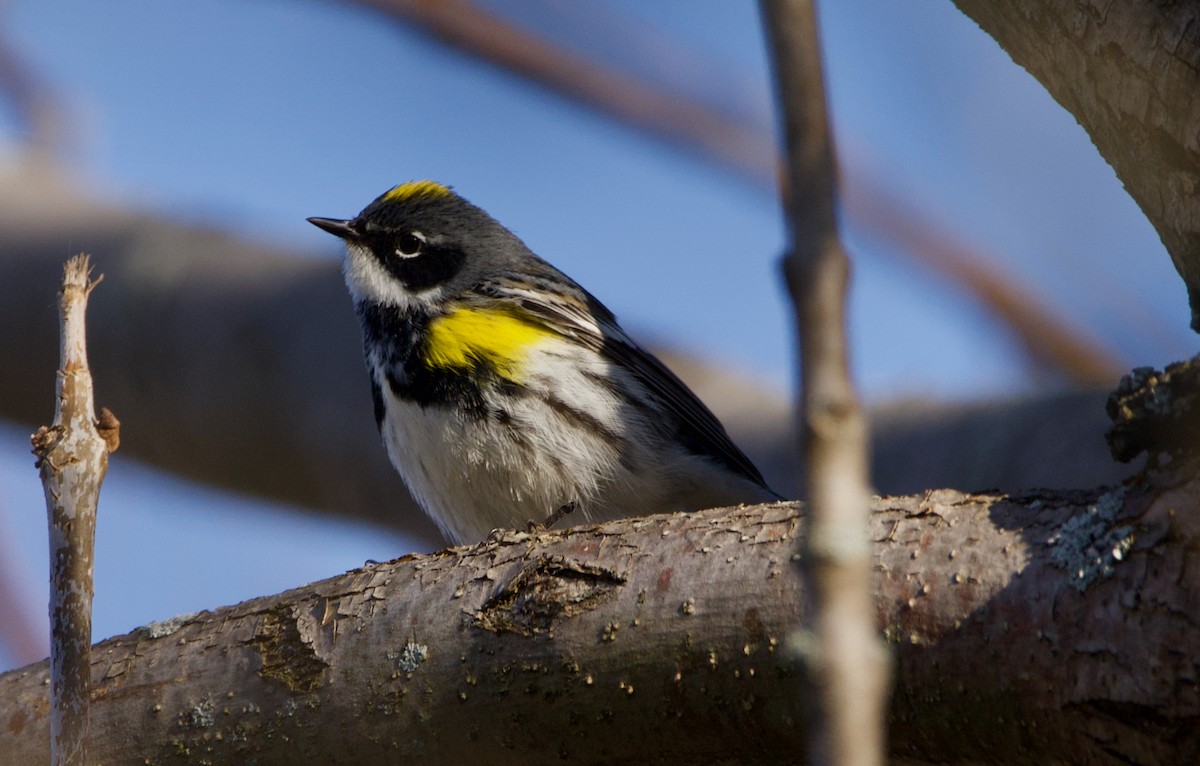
[{"x1": 484, "y1": 277, "x2": 772, "y2": 489}]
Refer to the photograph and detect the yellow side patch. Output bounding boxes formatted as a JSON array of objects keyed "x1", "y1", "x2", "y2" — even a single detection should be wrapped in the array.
[
  {"x1": 383, "y1": 180, "x2": 452, "y2": 204},
  {"x1": 425, "y1": 306, "x2": 554, "y2": 379}
]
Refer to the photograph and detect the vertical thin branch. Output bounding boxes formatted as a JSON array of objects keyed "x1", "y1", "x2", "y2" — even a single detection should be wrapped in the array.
[
  {"x1": 31, "y1": 254, "x2": 117, "y2": 766},
  {"x1": 758, "y1": 2, "x2": 890, "y2": 766}
]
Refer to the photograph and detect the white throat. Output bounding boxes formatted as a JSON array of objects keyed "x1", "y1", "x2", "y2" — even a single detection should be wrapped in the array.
[{"x1": 342, "y1": 242, "x2": 442, "y2": 312}]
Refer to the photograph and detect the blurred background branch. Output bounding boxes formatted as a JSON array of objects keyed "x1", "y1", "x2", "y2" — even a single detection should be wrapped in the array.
[
  {"x1": 953, "y1": 0, "x2": 1200, "y2": 333},
  {"x1": 0, "y1": 0, "x2": 1152, "y2": 541},
  {"x1": 841, "y1": 171, "x2": 1124, "y2": 385},
  {"x1": 0, "y1": 178, "x2": 1138, "y2": 538},
  {"x1": 0, "y1": 19, "x2": 66, "y2": 159},
  {"x1": 335, "y1": 0, "x2": 1134, "y2": 384},
  {"x1": 348, "y1": 0, "x2": 778, "y2": 187}
]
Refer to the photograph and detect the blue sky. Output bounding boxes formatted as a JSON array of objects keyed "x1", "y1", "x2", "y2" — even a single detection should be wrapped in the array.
[
  {"x1": 0, "y1": 1, "x2": 1191, "y2": 668},
  {"x1": 6, "y1": 0, "x2": 1187, "y2": 395}
]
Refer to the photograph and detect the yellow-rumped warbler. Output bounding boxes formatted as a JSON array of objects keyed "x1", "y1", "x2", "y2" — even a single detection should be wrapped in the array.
[{"x1": 309, "y1": 181, "x2": 780, "y2": 544}]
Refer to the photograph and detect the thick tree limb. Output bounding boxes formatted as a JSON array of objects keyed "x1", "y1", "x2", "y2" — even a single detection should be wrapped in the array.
[
  {"x1": 29, "y1": 255, "x2": 115, "y2": 766},
  {"x1": 0, "y1": 483, "x2": 1195, "y2": 765},
  {"x1": 761, "y1": 1, "x2": 887, "y2": 763},
  {"x1": 950, "y1": 0, "x2": 1200, "y2": 332}
]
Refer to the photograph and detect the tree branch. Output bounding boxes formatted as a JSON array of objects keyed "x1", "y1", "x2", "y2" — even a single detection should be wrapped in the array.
[
  {"x1": 840, "y1": 171, "x2": 1125, "y2": 385},
  {"x1": 0, "y1": 483, "x2": 1195, "y2": 765},
  {"x1": 29, "y1": 254, "x2": 116, "y2": 766},
  {"x1": 345, "y1": 0, "x2": 776, "y2": 186},
  {"x1": 0, "y1": 27, "x2": 69, "y2": 158},
  {"x1": 760, "y1": 1, "x2": 888, "y2": 763},
  {"x1": 950, "y1": 0, "x2": 1200, "y2": 332}
]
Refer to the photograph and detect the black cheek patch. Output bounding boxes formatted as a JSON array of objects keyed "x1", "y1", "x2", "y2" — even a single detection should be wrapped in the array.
[{"x1": 378, "y1": 243, "x2": 467, "y2": 293}]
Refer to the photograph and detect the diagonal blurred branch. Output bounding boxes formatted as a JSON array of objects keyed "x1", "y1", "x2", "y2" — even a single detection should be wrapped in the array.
[
  {"x1": 841, "y1": 167, "x2": 1125, "y2": 385},
  {"x1": 951, "y1": 0, "x2": 1200, "y2": 334},
  {"x1": 352, "y1": 0, "x2": 776, "y2": 186},
  {"x1": 0, "y1": 23, "x2": 68, "y2": 158},
  {"x1": 342, "y1": 0, "x2": 1127, "y2": 385},
  {"x1": 0, "y1": 173, "x2": 1136, "y2": 539}
]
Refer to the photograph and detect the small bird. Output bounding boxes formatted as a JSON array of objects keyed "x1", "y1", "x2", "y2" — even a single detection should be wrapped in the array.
[{"x1": 309, "y1": 181, "x2": 780, "y2": 544}]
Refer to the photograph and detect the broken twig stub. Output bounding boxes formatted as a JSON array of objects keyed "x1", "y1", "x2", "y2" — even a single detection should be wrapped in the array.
[{"x1": 31, "y1": 253, "x2": 118, "y2": 766}]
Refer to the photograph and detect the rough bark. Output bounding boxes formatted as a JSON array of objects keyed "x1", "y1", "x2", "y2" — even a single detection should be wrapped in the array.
[
  {"x1": 950, "y1": 0, "x2": 1200, "y2": 332},
  {"x1": 0, "y1": 481, "x2": 1195, "y2": 765},
  {"x1": 1106, "y1": 354, "x2": 1200, "y2": 465}
]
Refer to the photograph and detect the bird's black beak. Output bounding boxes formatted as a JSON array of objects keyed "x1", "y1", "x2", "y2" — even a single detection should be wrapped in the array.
[{"x1": 307, "y1": 217, "x2": 360, "y2": 241}]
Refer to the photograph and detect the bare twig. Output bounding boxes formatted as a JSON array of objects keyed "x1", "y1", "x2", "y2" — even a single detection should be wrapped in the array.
[
  {"x1": 31, "y1": 254, "x2": 116, "y2": 766},
  {"x1": 759, "y1": 2, "x2": 889, "y2": 765}
]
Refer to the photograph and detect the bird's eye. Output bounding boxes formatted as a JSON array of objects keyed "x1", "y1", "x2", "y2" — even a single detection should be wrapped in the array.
[{"x1": 396, "y1": 231, "x2": 425, "y2": 258}]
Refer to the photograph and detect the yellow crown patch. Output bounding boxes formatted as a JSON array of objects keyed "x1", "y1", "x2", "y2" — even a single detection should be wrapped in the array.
[
  {"x1": 424, "y1": 306, "x2": 553, "y2": 379},
  {"x1": 383, "y1": 180, "x2": 452, "y2": 204}
]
